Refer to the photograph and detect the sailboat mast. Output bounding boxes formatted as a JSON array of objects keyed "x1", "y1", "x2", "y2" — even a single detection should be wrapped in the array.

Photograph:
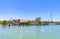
[{"x1": 51, "y1": 12, "x2": 52, "y2": 22}]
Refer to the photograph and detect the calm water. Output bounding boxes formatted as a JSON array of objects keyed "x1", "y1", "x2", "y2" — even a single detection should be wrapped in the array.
[{"x1": 0, "y1": 25, "x2": 60, "y2": 39}]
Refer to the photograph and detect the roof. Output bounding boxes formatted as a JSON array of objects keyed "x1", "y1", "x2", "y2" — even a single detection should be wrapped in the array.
[{"x1": 20, "y1": 20, "x2": 27, "y2": 23}]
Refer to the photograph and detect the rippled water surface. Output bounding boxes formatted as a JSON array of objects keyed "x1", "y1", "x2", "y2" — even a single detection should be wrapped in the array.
[{"x1": 0, "y1": 25, "x2": 60, "y2": 39}]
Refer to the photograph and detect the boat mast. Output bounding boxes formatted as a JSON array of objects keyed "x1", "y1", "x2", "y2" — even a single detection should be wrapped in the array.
[{"x1": 51, "y1": 12, "x2": 52, "y2": 22}]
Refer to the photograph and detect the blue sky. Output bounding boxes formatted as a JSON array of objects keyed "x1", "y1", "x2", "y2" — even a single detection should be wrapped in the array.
[{"x1": 0, "y1": 0, "x2": 60, "y2": 21}]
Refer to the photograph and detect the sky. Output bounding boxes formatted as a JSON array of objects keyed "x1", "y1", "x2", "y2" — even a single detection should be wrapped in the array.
[{"x1": 0, "y1": 0, "x2": 60, "y2": 21}]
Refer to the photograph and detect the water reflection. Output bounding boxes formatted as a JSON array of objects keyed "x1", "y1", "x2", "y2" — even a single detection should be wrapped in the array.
[
  {"x1": 0, "y1": 25, "x2": 60, "y2": 39},
  {"x1": 36, "y1": 26, "x2": 40, "y2": 39}
]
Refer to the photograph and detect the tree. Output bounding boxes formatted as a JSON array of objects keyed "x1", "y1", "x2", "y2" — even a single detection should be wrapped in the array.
[
  {"x1": 27, "y1": 20, "x2": 33, "y2": 25},
  {"x1": 17, "y1": 19, "x2": 20, "y2": 25},
  {"x1": 17, "y1": 19, "x2": 20, "y2": 23},
  {"x1": 35, "y1": 17, "x2": 41, "y2": 22},
  {"x1": 35, "y1": 17, "x2": 41, "y2": 25},
  {"x1": 43, "y1": 21, "x2": 50, "y2": 25},
  {"x1": 1, "y1": 20, "x2": 8, "y2": 26}
]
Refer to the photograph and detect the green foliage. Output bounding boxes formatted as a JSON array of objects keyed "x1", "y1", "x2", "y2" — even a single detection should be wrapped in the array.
[
  {"x1": 35, "y1": 17, "x2": 41, "y2": 25},
  {"x1": 1, "y1": 20, "x2": 8, "y2": 26},
  {"x1": 43, "y1": 21, "x2": 50, "y2": 25},
  {"x1": 35, "y1": 17, "x2": 41, "y2": 22},
  {"x1": 37, "y1": 21, "x2": 41, "y2": 25},
  {"x1": 27, "y1": 20, "x2": 33, "y2": 25}
]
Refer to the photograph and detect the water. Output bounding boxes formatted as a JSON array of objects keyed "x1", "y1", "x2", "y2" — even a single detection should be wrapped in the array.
[{"x1": 0, "y1": 25, "x2": 60, "y2": 39}]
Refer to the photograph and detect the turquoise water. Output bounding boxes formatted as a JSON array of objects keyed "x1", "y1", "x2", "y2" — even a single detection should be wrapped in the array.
[{"x1": 0, "y1": 25, "x2": 60, "y2": 39}]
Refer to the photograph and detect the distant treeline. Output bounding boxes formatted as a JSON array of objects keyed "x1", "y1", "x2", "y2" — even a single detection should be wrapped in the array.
[{"x1": 0, "y1": 17, "x2": 60, "y2": 26}]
